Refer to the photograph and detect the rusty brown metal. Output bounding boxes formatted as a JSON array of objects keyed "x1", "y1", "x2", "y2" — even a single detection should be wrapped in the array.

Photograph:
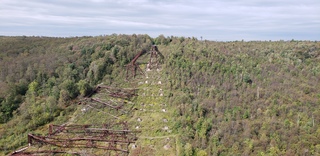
[
  {"x1": 27, "y1": 133, "x2": 132, "y2": 152},
  {"x1": 48, "y1": 123, "x2": 67, "y2": 136},
  {"x1": 125, "y1": 49, "x2": 147, "y2": 80},
  {"x1": 147, "y1": 45, "x2": 164, "y2": 70},
  {"x1": 86, "y1": 85, "x2": 138, "y2": 100},
  {"x1": 47, "y1": 123, "x2": 140, "y2": 137},
  {"x1": 125, "y1": 46, "x2": 164, "y2": 80},
  {"x1": 12, "y1": 123, "x2": 140, "y2": 156},
  {"x1": 91, "y1": 98, "x2": 122, "y2": 110},
  {"x1": 12, "y1": 70, "x2": 142, "y2": 155},
  {"x1": 80, "y1": 85, "x2": 138, "y2": 116},
  {"x1": 11, "y1": 150, "x2": 80, "y2": 156}
]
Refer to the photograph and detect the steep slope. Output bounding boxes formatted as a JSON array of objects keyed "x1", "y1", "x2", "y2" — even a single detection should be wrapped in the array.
[
  {"x1": 0, "y1": 36, "x2": 320, "y2": 155},
  {"x1": 127, "y1": 63, "x2": 177, "y2": 156}
]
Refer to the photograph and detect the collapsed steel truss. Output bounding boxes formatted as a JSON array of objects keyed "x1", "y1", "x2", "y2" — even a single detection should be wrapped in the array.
[
  {"x1": 126, "y1": 45, "x2": 164, "y2": 79},
  {"x1": 81, "y1": 85, "x2": 138, "y2": 116},
  {"x1": 11, "y1": 122, "x2": 140, "y2": 155},
  {"x1": 11, "y1": 150, "x2": 80, "y2": 156},
  {"x1": 87, "y1": 85, "x2": 138, "y2": 100},
  {"x1": 10, "y1": 44, "x2": 159, "y2": 155},
  {"x1": 147, "y1": 45, "x2": 164, "y2": 70},
  {"x1": 11, "y1": 84, "x2": 140, "y2": 155},
  {"x1": 125, "y1": 49, "x2": 147, "y2": 80}
]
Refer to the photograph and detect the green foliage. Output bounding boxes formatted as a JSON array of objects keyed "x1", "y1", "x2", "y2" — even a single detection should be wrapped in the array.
[
  {"x1": 77, "y1": 80, "x2": 91, "y2": 96},
  {"x1": 0, "y1": 35, "x2": 319, "y2": 155},
  {"x1": 0, "y1": 93, "x2": 22, "y2": 123},
  {"x1": 196, "y1": 149, "x2": 208, "y2": 156},
  {"x1": 0, "y1": 82, "x2": 27, "y2": 123},
  {"x1": 27, "y1": 81, "x2": 39, "y2": 96},
  {"x1": 163, "y1": 38, "x2": 320, "y2": 155},
  {"x1": 87, "y1": 58, "x2": 109, "y2": 84},
  {"x1": 184, "y1": 143, "x2": 194, "y2": 156},
  {"x1": 59, "y1": 79, "x2": 79, "y2": 99}
]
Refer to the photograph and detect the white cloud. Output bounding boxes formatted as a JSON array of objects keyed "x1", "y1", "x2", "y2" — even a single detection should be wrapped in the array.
[{"x1": 0, "y1": 0, "x2": 319, "y2": 40}]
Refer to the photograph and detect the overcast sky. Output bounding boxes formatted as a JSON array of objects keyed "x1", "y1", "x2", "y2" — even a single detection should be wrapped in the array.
[{"x1": 0, "y1": 0, "x2": 319, "y2": 41}]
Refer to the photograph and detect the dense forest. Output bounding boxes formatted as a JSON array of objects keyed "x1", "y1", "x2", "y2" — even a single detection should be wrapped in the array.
[{"x1": 0, "y1": 35, "x2": 319, "y2": 155}]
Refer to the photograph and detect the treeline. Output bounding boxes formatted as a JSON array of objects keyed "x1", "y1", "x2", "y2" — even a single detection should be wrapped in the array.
[
  {"x1": 0, "y1": 34, "x2": 154, "y2": 152},
  {"x1": 0, "y1": 35, "x2": 153, "y2": 123},
  {"x1": 0, "y1": 35, "x2": 319, "y2": 155},
  {"x1": 161, "y1": 39, "x2": 320, "y2": 155}
]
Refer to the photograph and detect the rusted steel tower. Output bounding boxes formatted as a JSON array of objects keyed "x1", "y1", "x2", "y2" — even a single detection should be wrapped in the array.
[
  {"x1": 126, "y1": 45, "x2": 164, "y2": 80},
  {"x1": 147, "y1": 45, "x2": 164, "y2": 71},
  {"x1": 125, "y1": 49, "x2": 147, "y2": 80}
]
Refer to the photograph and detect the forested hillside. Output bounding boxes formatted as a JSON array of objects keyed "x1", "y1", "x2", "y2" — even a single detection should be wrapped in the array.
[{"x1": 0, "y1": 35, "x2": 319, "y2": 155}]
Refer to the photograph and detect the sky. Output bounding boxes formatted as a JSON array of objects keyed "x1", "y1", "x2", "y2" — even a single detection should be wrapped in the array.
[{"x1": 0, "y1": 0, "x2": 319, "y2": 41}]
